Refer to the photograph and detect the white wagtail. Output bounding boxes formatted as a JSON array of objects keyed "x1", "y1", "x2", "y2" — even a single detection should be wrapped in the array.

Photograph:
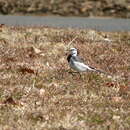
[{"x1": 67, "y1": 48, "x2": 107, "y2": 74}]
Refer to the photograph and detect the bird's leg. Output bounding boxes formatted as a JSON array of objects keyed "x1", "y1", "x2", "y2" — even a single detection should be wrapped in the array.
[
  {"x1": 72, "y1": 72, "x2": 82, "y2": 80},
  {"x1": 67, "y1": 69, "x2": 83, "y2": 80},
  {"x1": 78, "y1": 72, "x2": 82, "y2": 79},
  {"x1": 68, "y1": 70, "x2": 80, "y2": 78},
  {"x1": 69, "y1": 71, "x2": 78, "y2": 77}
]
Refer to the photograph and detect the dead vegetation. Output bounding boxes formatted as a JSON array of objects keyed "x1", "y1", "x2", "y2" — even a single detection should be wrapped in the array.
[
  {"x1": 0, "y1": 0, "x2": 130, "y2": 18},
  {"x1": 0, "y1": 25, "x2": 130, "y2": 129}
]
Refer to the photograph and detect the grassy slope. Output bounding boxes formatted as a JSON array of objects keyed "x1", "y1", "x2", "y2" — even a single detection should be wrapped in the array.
[{"x1": 0, "y1": 25, "x2": 130, "y2": 129}]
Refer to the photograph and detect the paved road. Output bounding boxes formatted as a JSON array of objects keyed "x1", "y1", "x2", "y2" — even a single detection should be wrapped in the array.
[{"x1": 0, "y1": 15, "x2": 130, "y2": 32}]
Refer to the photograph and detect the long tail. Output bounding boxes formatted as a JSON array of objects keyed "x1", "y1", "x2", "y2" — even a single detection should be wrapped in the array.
[{"x1": 89, "y1": 66, "x2": 110, "y2": 75}]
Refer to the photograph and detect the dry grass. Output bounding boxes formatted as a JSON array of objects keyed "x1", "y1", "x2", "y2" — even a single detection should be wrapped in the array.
[
  {"x1": 0, "y1": 25, "x2": 130, "y2": 130},
  {"x1": 0, "y1": 0, "x2": 130, "y2": 18}
]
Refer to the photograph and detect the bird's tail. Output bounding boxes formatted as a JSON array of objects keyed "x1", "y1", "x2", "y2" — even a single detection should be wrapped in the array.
[{"x1": 89, "y1": 66, "x2": 110, "y2": 75}]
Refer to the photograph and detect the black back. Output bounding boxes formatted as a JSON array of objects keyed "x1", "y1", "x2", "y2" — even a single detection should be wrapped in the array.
[
  {"x1": 72, "y1": 56, "x2": 84, "y2": 63},
  {"x1": 67, "y1": 53, "x2": 84, "y2": 63}
]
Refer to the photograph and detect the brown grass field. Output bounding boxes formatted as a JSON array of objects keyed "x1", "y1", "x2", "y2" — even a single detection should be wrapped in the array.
[{"x1": 0, "y1": 25, "x2": 130, "y2": 129}]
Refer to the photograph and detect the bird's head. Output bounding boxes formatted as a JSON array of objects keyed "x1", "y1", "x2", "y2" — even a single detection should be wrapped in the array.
[{"x1": 70, "y1": 48, "x2": 78, "y2": 56}]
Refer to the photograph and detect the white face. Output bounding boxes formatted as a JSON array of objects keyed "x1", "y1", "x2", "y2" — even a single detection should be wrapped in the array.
[{"x1": 70, "y1": 48, "x2": 77, "y2": 56}]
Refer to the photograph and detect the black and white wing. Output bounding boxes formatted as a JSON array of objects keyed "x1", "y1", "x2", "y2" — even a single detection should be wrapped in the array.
[{"x1": 72, "y1": 56, "x2": 84, "y2": 63}]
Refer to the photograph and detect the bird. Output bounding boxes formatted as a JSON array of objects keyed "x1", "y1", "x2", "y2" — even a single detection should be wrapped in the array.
[{"x1": 67, "y1": 48, "x2": 107, "y2": 74}]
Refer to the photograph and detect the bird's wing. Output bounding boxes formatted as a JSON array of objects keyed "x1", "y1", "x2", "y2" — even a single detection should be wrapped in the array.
[
  {"x1": 72, "y1": 56, "x2": 110, "y2": 75},
  {"x1": 72, "y1": 56, "x2": 84, "y2": 63}
]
